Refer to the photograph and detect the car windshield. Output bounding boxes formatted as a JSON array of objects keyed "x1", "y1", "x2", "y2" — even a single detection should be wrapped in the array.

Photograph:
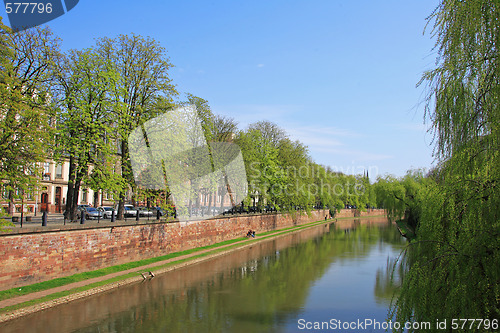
[
  {"x1": 87, "y1": 208, "x2": 97, "y2": 212},
  {"x1": 102, "y1": 207, "x2": 112, "y2": 211}
]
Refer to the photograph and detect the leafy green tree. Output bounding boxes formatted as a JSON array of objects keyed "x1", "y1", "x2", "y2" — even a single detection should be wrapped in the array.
[
  {"x1": 96, "y1": 34, "x2": 177, "y2": 219},
  {"x1": 236, "y1": 124, "x2": 284, "y2": 210},
  {"x1": 277, "y1": 138, "x2": 311, "y2": 211},
  {"x1": 0, "y1": 20, "x2": 59, "y2": 218},
  {"x1": 54, "y1": 48, "x2": 122, "y2": 220},
  {"x1": 374, "y1": 170, "x2": 429, "y2": 229},
  {"x1": 391, "y1": 1, "x2": 500, "y2": 330},
  {"x1": 236, "y1": 120, "x2": 370, "y2": 215},
  {"x1": 207, "y1": 114, "x2": 239, "y2": 214}
]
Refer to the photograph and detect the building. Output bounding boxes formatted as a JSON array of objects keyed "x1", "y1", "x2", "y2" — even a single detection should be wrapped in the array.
[
  {"x1": 1, "y1": 160, "x2": 239, "y2": 217},
  {"x1": 1, "y1": 159, "x2": 114, "y2": 215}
]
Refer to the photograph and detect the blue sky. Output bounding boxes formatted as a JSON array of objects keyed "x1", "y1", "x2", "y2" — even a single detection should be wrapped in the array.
[{"x1": 2, "y1": 0, "x2": 440, "y2": 178}]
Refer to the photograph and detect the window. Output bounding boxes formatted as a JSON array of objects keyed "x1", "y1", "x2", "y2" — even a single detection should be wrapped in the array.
[
  {"x1": 1, "y1": 186, "x2": 8, "y2": 199},
  {"x1": 14, "y1": 188, "x2": 21, "y2": 201},
  {"x1": 56, "y1": 164, "x2": 62, "y2": 178},
  {"x1": 82, "y1": 189, "x2": 88, "y2": 203},
  {"x1": 43, "y1": 162, "x2": 51, "y2": 181},
  {"x1": 26, "y1": 189, "x2": 33, "y2": 200}
]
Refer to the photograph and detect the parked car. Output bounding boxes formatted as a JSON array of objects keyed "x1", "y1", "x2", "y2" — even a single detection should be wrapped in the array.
[
  {"x1": 97, "y1": 206, "x2": 116, "y2": 219},
  {"x1": 77, "y1": 207, "x2": 103, "y2": 220},
  {"x1": 247, "y1": 206, "x2": 256, "y2": 213},
  {"x1": 263, "y1": 205, "x2": 276, "y2": 213},
  {"x1": 123, "y1": 205, "x2": 138, "y2": 217},
  {"x1": 154, "y1": 207, "x2": 166, "y2": 216},
  {"x1": 222, "y1": 206, "x2": 248, "y2": 215},
  {"x1": 114, "y1": 204, "x2": 138, "y2": 217},
  {"x1": 137, "y1": 207, "x2": 153, "y2": 217},
  {"x1": 154, "y1": 207, "x2": 172, "y2": 217}
]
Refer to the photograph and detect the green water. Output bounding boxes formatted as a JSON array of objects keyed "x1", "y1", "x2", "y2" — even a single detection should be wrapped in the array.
[{"x1": 1, "y1": 218, "x2": 405, "y2": 332}]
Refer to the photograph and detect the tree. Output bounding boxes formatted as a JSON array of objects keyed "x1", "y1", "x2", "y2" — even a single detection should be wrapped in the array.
[
  {"x1": 212, "y1": 114, "x2": 238, "y2": 142},
  {"x1": 54, "y1": 48, "x2": 122, "y2": 221},
  {"x1": 0, "y1": 20, "x2": 59, "y2": 217},
  {"x1": 374, "y1": 170, "x2": 429, "y2": 229},
  {"x1": 207, "y1": 114, "x2": 239, "y2": 215},
  {"x1": 96, "y1": 34, "x2": 177, "y2": 219},
  {"x1": 236, "y1": 125, "x2": 283, "y2": 210},
  {"x1": 391, "y1": 1, "x2": 500, "y2": 330},
  {"x1": 276, "y1": 138, "x2": 311, "y2": 211}
]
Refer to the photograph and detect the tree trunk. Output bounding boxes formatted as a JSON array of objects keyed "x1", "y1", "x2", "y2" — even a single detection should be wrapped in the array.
[
  {"x1": 208, "y1": 190, "x2": 213, "y2": 216},
  {"x1": 64, "y1": 155, "x2": 76, "y2": 220},
  {"x1": 93, "y1": 191, "x2": 99, "y2": 208},
  {"x1": 8, "y1": 190, "x2": 14, "y2": 215},
  {"x1": 224, "y1": 173, "x2": 235, "y2": 207},
  {"x1": 219, "y1": 183, "x2": 226, "y2": 212},
  {"x1": 117, "y1": 139, "x2": 130, "y2": 220},
  {"x1": 117, "y1": 194, "x2": 124, "y2": 220}
]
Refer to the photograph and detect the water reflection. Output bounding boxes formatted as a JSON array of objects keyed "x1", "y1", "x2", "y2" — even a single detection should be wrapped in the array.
[{"x1": 1, "y1": 218, "x2": 405, "y2": 333}]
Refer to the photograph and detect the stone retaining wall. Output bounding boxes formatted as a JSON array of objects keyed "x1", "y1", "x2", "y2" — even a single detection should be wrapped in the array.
[{"x1": 0, "y1": 209, "x2": 385, "y2": 291}]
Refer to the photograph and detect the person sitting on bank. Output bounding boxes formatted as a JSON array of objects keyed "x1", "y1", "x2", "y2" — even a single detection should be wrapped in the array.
[{"x1": 247, "y1": 229, "x2": 255, "y2": 238}]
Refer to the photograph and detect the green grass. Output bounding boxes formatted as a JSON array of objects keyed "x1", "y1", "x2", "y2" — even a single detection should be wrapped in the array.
[{"x1": 0, "y1": 215, "x2": 383, "y2": 314}]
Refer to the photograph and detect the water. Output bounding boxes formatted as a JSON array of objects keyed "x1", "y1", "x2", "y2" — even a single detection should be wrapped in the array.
[{"x1": 1, "y1": 217, "x2": 406, "y2": 333}]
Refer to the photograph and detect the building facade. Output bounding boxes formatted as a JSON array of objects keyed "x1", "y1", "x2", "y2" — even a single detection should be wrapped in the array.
[
  {"x1": 1, "y1": 160, "x2": 114, "y2": 215},
  {"x1": 1, "y1": 160, "x2": 238, "y2": 216}
]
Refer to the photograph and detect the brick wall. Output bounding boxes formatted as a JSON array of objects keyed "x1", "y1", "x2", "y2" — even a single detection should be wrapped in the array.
[{"x1": 0, "y1": 209, "x2": 385, "y2": 291}]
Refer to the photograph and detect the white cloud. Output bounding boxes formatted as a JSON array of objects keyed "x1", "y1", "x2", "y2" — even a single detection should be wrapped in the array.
[{"x1": 257, "y1": 64, "x2": 265, "y2": 68}]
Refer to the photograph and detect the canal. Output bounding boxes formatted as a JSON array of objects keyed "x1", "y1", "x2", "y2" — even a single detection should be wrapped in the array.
[{"x1": 2, "y1": 217, "x2": 406, "y2": 332}]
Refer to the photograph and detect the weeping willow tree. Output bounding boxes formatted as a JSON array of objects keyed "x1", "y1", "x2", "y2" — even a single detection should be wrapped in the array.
[{"x1": 391, "y1": 1, "x2": 500, "y2": 331}]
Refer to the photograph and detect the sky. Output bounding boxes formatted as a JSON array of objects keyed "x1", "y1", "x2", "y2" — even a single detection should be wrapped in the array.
[{"x1": 1, "y1": 0, "x2": 441, "y2": 178}]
